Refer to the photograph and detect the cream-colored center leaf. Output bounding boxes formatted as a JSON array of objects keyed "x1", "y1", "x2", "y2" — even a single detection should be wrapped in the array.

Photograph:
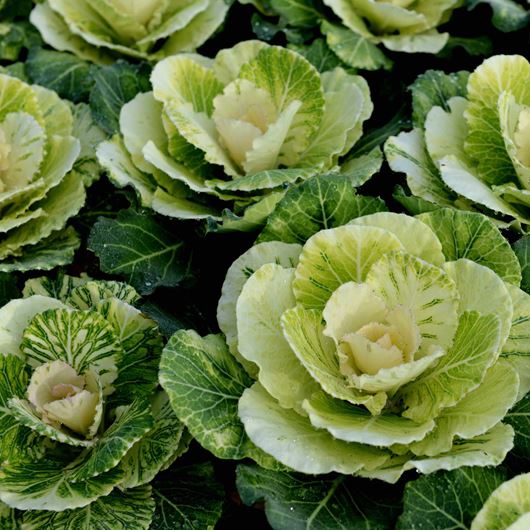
[
  {"x1": 341, "y1": 323, "x2": 405, "y2": 376},
  {"x1": 213, "y1": 79, "x2": 278, "y2": 168},
  {"x1": 515, "y1": 107, "x2": 530, "y2": 167},
  {"x1": 27, "y1": 360, "x2": 101, "y2": 437},
  {"x1": 322, "y1": 282, "x2": 421, "y2": 377}
]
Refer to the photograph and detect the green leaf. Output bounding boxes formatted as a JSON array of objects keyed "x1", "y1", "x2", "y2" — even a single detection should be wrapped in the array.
[
  {"x1": 236, "y1": 263, "x2": 319, "y2": 411},
  {"x1": 0, "y1": 21, "x2": 41, "y2": 61},
  {"x1": 270, "y1": 0, "x2": 321, "y2": 27},
  {"x1": 322, "y1": 22, "x2": 393, "y2": 71},
  {"x1": 0, "y1": 226, "x2": 81, "y2": 274},
  {"x1": 506, "y1": 392, "x2": 530, "y2": 460},
  {"x1": 289, "y1": 38, "x2": 345, "y2": 73},
  {"x1": 409, "y1": 69, "x2": 469, "y2": 128},
  {"x1": 151, "y1": 462, "x2": 224, "y2": 530},
  {"x1": 0, "y1": 454, "x2": 124, "y2": 511},
  {"x1": 340, "y1": 146, "x2": 383, "y2": 187},
  {"x1": 513, "y1": 235, "x2": 530, "y2": 294},
  {"x1": 239, "y1": 382, "x2": 389, "y2": 474},
  {"x1": 26, "y1": 48, "x2": 94, "y2": 104},
  {"x1": 21, "y1": 308, "x2": 121, "y2": 392},
  {"x1": 121, "y1": 392, "x2": 185, "y2": 489},
  {"x1": 71, "y1": 102, "x2": 107, "y2": 186},
  {"x1": 258, "y1": 174, "x2": 387, "y2": 244},
  {"x1": 71, "y1": 397, "x2": 155, "y2": 482},
  {"x1": 237, "y1": 464, "x2": 401, "y2": 530},
  {"x1": 393, "y1": 185, "x2": 439, "y2": 215},
  {"x1": 0, "y1": 355, "x2": 43, "y2": 466},
  {"x1": 440, "y1": 36, "x2": 493, "y2": 58},
  {"x1": 418, "y1": 208, "x2": 522, "y2": 285},
  {"x1": 468, "y1": 0, "x2": 530, "y2": 32},
  {"x1": 94, "y1": 298, "x2": 162, "y2": 406},
  {"x1": 397, "y1": 467, "x2": 507, "y2": 530},
  {"x1": 21, "y1": 485, "x2": 155, "y2": 530},
  {"x1": 88, "y1": 209, "x2": 193, "y2": 295},
  {"x1": 89, "y1": 61, "x2": 151, "y2": 135},
  {"x1": 160, "y1": 330, "x2": 261, "y2": 460},
  {"x1": 0, "y1": 501, "x2": 18, "y2": 529},
  {"x1": 401, "y1": 311, "x2": 502, "y2": 423}
]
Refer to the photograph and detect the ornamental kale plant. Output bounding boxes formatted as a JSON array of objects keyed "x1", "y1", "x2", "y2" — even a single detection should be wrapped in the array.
[
  {"x1": 0, "y1": 275, "x2": 188, "y2": 527},
  {"x1": 96, "y1": 40, "x2": 374, "y2": 230},
  {"x1": 386, "y1": 55, "x2": 530, "y2": 231},
  {"x1": 30, "y1": 0, "x2": 229, "y2": 62},
  {"x1": 161, "y1": 206, "x2": 530, "y2": 482},
  {"x1": 321, "y1": 0, "x2": 463, "y2": 55},
  {"x1": 0, "y1": 73, "x2": 89, "y2": 272}
]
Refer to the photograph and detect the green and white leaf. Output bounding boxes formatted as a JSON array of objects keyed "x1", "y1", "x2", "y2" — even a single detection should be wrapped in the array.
[
  {"x1": 94, "y1": 298, "x2": 162, "y2": 406},
  {"x1": 217, "y1": 240, "x2": 301, "y2": 363},
  {"x1": 21, "y1": 308, "x2": 121, "y2": 392},
  {"x1": 121, "y1": 392, "x2": 185, "y2": 489},
  {"x1": 418, "y1": 208, "x2": 522, "y2": 285},
  {"x1": 304, "y1": 391, "x2": 435, "y2": 446},
  {"x1": 237, "y1": 264, "x2": 318, "y2": 411},
  {"x1": 239, "y1": 382, "x2": 389, "y2": 475},
  {"x1": 0, "y1": 454, "x2": 124, "y2": 511},
  {"x1": 293, "y1": 224, "x2": 404, "y2": 309},
  {"x1": 21, "y1": 485, "x2": 155, "y2": 530},
  {"x1": 160, "y1": 330, "x2": 263, "y2": 460},
  {"x1": 258, "y1": 174, "x2": 387, "y2": 245},
  {"x1": 401, "y1": 311, "x2": 502, "y2": 423}
]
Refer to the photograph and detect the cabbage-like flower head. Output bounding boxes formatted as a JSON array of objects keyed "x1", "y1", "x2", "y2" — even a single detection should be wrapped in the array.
[
  {"x1": 200, "y1": 209, "x2": 530, "y2": 481},
  {"x1": 386, "y1": 55, "x2": 530, "y2": 231},
  {"x1": 0, "y1": 276, "x2": 187, "y2": 522},
  {"x1": 30, "y1": 0, "x2": 229, "y2": 62},
  {"x1": 96, "y1": 41, "x2": 373, "y2": 230},
  {"x1": 0, "y1": 73, "x2": 85, "y2": 271}
]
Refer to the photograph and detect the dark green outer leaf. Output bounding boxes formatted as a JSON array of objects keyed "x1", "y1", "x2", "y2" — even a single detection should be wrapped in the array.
[
  {"x1": 513, "y1": 235, "x2": 530, "y2": 294},
  {"x1": 257, "y1": 174, "x2": 387, "y2": 244},
  {"x1": 396, "y1": 467, "x2": 507, "y2": 530},
  {"x1": 506, "y1": 392, "x2": 530, "y2": 460},
  {"x1": 89, "y1": 61, "x2": 151, "y2": 135},
  {"x1": 88, "y1": 209, "x2": 193, "y2": 295},
  {"x1": 237, "y1": 464, "x2": 401, "y2": 530},
  {"x1": 26, "y1": 48, "x2": 94, "y2": 103},
  {"x1": 270, "y1": 0, "x2": 321, "y2": 28},
  {"x1": 151, "y1": 462, "x2": 224, "y2": 530},
  {"x1": 468, "y1": 0, "x2": 530, "y2": 32},
  {"x1": 410, "y1": 69, "x2": 469, "y2": 128},
  {"x1": 0, "y1": 22, "x2": 41, "y2": 61},
  {"x1": 418, "y1": 208, "x2": 522, "y2": 285},
  {"x1": 289, "y1": 39, "x2": 344, "y2": 72}
]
